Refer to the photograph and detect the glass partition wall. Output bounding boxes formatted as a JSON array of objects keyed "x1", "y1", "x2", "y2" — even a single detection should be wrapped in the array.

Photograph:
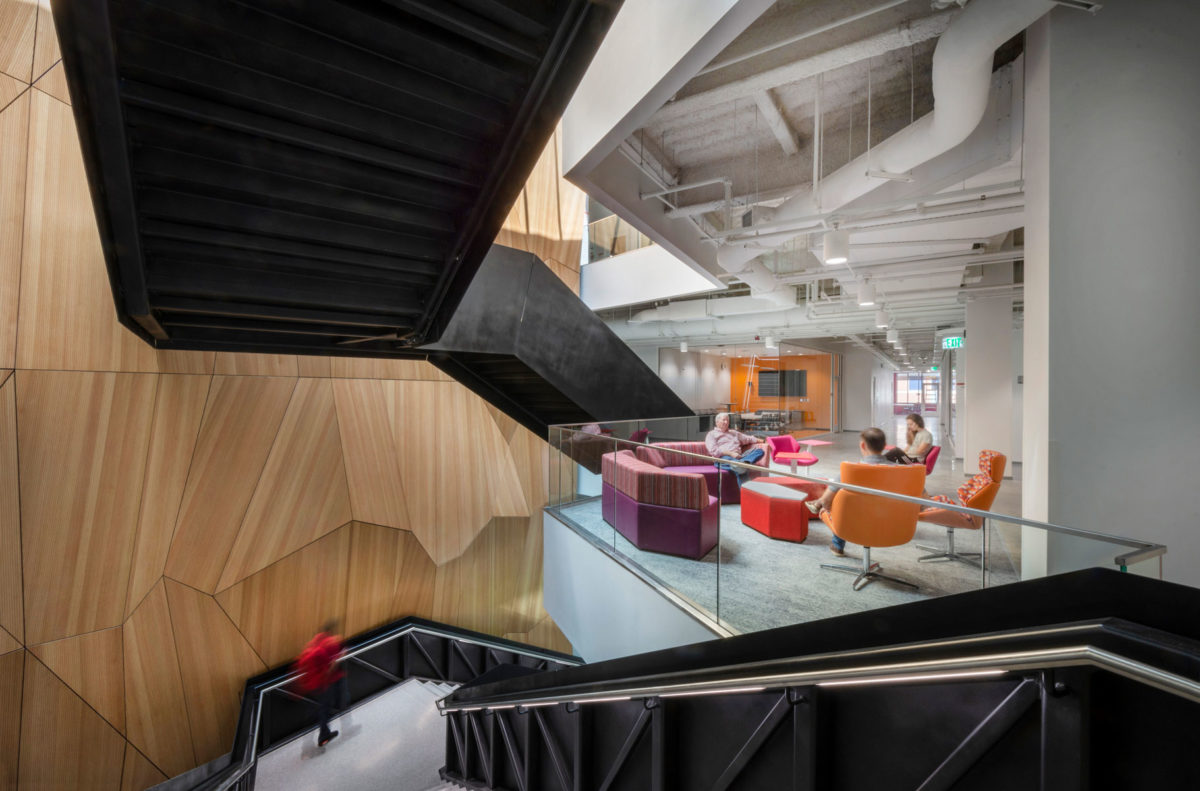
[{"x1": 548, "y1": 418, "x2": 1165, "y2": 636}]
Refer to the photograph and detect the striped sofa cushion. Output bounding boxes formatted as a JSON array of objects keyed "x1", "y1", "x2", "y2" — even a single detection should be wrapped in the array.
[
  {"x1": 635, "y1": 441, "x2": 712, "y2": 469},
  {"x1": 602, "y1": 450, "x2": 707, "y2": 510}
]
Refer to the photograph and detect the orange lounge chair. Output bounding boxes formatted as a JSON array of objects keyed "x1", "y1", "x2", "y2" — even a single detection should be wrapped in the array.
[{"x1": 819, "y1": 462, "x2": 926, "y2": 591}]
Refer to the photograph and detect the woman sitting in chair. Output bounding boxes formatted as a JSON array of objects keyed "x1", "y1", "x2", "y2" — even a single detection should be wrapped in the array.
[{"x1": 884, "y1": 413, "x2": 933, "y2": 464}]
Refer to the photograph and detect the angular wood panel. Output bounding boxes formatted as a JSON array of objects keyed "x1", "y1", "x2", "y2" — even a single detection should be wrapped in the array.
[
  {"x1": 0, "y1": 372, "x2": 21, "y2": 642},
  {"x1": 30, "y1": 626, "x2": 124, "y2": 733},
  {"x1": 126, "y1": 374, "x2": 211, "y2": 618},
  {"x1": 217, "y1": 378, "x2": 351, "y2": 591},
  {"x1": 30, "y1": 0, "x2": 56, "y2": 76},
  {"x1": 165, "y1": 376, "x2": 295, "y2": 593},
  {"x1": 333, "y1": 378, "x2": 411, "y2": 531},
  {"x1": 0, "y1": 627, "x2": 17, "y2": 655},
  {"x1": 0, "y1": 0, "x2": 36, "y2": 83},
  {"x1": 0, "y1": 70, "x2": 22, "y2": 109},
  {"x1": 432, "y1": 516, "x2": 545, "y2": 638},
  {"x1": 19, "y1": 370, "x2": 157, "y2": 644},
  {"x1": 344, "y1": 522, "x2": 435, "y2": 636},
  {"x1": 123, "y1": 582, "x2": 194, "y2": 778},
  {"x1": 17, "y1": 91, "x2": 158, "y2": 372},
  {"x1": 213, "y1": 352, "x2": 299, "y2": 377},
  {"x1": 0, "y1": 90, "x2": 28, "y2": 370},
  {"x1": 494, "y1": 181, "x2": 528, "y2": 250},
  {"x1": 328, "y1": 357, "x2": 450, "y2": 381},
  {"x1": 155, "y1": 349, "x2": 214, "y2": 375},
  {"x1": 505, "y1": 616, "x2": 573, "y2": 656},
  {"x1": 296, "y1": 355, "x2": 331, "y2": 378},
  {"x1": 121, "y1": 743, "x2": 166, "y2": 791},
  {"x1": 391, "y1": 381, "x2": 528, "y2": 564},
  {"x1": 485, "y1": 403, "x2": 519, "y2": 443},
  {"x1": 32, "y1": 58, "x2": 65, "y2": 104},
  {"x1": 216, "y1": 527, "x2": 350, "y2": 667},
  {"x1": 0, "y1": 649, "x2": 22, "y2": 790},
  {"x1": 508, "y1": 426, "x2": 549, "y2": 511},
  {"x1": 19, "y1": 653, "x2": 125, "y2": 790},
  {"x1": 165, "y1": 580, "x2": 266, "y2": 765}
]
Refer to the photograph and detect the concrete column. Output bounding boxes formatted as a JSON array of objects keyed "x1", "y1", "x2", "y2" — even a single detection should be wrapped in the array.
[
  {"x1": 963, "y1": 264, "x2": 1014, "y2": 476},
  {"x1": 1030, "y1": 1, "x2": 1200, "y2": 585},
  {"x1": 1021, "y1": 16, "x2": 1051, "y2": 578}
]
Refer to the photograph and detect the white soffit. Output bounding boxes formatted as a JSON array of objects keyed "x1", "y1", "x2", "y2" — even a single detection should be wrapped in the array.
[{"x1": 582, "y1": 245, "x2": 723, "y2": 311}]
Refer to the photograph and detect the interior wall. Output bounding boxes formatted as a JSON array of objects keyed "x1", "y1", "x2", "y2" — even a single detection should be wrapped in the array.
[
  {"x1": 729, "y1": 354, "x2": 832, "y2": 428},
  {"x1": 0, "y1": 18, "x2": 579, "y2": 787},
  {"x1": 842, "y1": 348, "x2": 896, "y2": 432},
  {"x1": 656, "y1": 348, "x2": 731, "y2": 411},
  {"x1": 1041, "y1": 0, "x2": 1200, "y2": 584}
]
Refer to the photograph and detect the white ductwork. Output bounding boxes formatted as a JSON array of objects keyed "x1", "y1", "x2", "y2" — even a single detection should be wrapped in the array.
[
  {"x1": 715, "y1": 0, "x2": 1054, "y2": 275},
  {"x1": 628, "y1": 294, "x2": 797, "y2": 324}
]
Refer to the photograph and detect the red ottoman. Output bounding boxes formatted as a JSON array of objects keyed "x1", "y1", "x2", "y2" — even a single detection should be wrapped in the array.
[{"x1": 739, "y1": 478, "x2": 826, "y2": 542}]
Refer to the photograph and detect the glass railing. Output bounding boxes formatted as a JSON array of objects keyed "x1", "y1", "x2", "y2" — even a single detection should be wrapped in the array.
[
  {"x1": 547, "y1": 418, "x2": 1166, "y2": 636},
  {"x1": 587, "y1": 214, "x2": 653, "y2": 263}
]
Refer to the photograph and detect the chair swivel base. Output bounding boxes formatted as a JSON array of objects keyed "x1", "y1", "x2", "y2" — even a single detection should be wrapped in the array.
[
  {"x1": 916, "y1": 527, "x2": 982, "y2": 567},
  {"x1": 821, "y1": 547, "x2": 918, "y2": 592}
]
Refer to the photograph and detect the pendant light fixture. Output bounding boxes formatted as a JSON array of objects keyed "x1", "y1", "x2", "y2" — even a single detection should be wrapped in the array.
[
  {"x1": 823, "y1": 228, "x2": 849, "y2": 264},
  {"x1": 858, "y1": 281, "x2": 875, "y2": 306},
  {"x1": 875, "y1": 309, "x2": 888, "y2": 328}
]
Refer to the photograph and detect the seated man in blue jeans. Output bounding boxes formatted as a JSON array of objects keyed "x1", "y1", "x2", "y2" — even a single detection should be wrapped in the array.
[
  {"x1": 704, "y1": 412, "x2": 765, "y2": 486},
  {"x1": 804, "y1": 427, "x2": 896, "y2": 556}
]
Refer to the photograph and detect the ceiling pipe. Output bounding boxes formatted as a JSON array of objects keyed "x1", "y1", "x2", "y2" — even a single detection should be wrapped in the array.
[{"x1": 715, "y1": 0, "x2": 1055, "y2": 276}]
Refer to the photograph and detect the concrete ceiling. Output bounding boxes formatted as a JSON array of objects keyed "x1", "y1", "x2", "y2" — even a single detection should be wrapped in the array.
[{"x1": 581, "y1": 0, "x2": 1029, "y2": 370}]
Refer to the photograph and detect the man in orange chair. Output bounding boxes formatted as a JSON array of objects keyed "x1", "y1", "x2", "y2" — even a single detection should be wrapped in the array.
[{"x1": 804, "y1": 427, "x2": 896, "y2": 555}]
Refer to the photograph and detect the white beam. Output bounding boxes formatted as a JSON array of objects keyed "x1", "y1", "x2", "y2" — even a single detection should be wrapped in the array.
[{"x1": 753, "y1": 89, "x2": 799, "y2": 156}]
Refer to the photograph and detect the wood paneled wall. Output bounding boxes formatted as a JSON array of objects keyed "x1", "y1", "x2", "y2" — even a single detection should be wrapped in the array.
[{"x1": 0, "y1": 8, "x2": 580, "y2": 785}]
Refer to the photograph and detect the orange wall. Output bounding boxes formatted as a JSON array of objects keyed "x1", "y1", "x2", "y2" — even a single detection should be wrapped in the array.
[{"x1": 730, "y1": 354, "x2": 833, "y2": 428}]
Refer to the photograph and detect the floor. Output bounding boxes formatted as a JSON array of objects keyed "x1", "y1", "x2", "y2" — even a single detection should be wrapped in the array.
[
  {"x1": 557, "y1": 425, "x2": 1024, "y2": 635},
  {"x1": 254, "y1": 679, "x2": 455, "y2": 791}
]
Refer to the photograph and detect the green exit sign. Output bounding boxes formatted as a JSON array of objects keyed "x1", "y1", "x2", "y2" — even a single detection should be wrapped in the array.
[{"x1": 942, "y1": 336, "x2": 964, "y2": 349}]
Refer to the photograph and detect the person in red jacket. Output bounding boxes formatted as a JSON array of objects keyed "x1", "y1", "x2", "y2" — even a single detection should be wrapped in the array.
[{"x1": 295, "y1": 620, "x2": 347, "y2": 747}]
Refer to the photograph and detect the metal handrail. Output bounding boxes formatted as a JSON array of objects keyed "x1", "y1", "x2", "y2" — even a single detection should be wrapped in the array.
[
  {"x1": 439, "y1": 622, "x2": 1200, "y2": 712},
  {"x1": 549, "y1": 428, "x2": 1167, "y2": 566},
  {"x1": 208, "y1": 622, "x2": 581, "y2": 790}
]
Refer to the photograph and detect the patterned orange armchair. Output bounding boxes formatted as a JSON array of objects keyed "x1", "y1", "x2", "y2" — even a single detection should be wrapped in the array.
[{"x1": 917, "y1": 450, "x2": 1007, "y2": 566}]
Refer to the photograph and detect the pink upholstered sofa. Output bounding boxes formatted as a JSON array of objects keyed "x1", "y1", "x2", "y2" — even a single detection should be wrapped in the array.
[{"x1": 633, "y1": 441, "x2": 768, "y2": 504}]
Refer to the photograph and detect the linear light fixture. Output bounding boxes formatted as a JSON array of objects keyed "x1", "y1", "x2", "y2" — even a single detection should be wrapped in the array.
[
  {"x1": 818, "y1": 669, "x2": 1006, "y2": 687},
  {"x1": 660, "y1": 686, "x2": 767, "y2": 698}
]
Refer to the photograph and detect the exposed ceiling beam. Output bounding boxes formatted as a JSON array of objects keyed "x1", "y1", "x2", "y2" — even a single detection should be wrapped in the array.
[
  {"x1": 652, "y1": 11, "x2": 952, "y2": 126},
  {"x1": 753, "y1": 89, "x2": 799, "y2": 156}
]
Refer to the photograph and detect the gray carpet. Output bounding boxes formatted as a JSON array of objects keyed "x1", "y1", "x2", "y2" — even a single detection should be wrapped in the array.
[{"x1": 557, "y1": 498, "x2": 1020, "y2": 635}]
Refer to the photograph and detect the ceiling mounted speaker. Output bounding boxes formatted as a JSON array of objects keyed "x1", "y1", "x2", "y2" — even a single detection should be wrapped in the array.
[
  {"x1": 823, "y1": 229, "x2": 849, "y2": 264},
  {"x1": 858, "y1": 281, "x2": 875, "y2": 306}
]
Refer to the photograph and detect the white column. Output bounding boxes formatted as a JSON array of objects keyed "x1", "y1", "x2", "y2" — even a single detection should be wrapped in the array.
[
  {"x1": 1021, "y1": 16, "x2": 1051, "y2": 579},
  {"x1": 963, "y1": 265, "x2": 1014, "y2": 476}
]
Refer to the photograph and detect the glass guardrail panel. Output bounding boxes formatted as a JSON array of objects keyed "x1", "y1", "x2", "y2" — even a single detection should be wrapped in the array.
[
  {"x1": 546, "y1": 419, "x2": 1164, "y2": 633},
  {"x1": 587, "y1": 215, "x2": 653, "y2": 264}
]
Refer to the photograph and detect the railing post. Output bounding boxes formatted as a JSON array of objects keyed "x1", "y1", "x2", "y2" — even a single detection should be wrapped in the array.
[
  {"x1": 570, "y1": 703, "x2": 588, "y2": 791},
  {"x1": 649, "y1": 697, "x2": 668, "y2": 791},
  {"x1": 790, "y1": 686, "x2": 818, "y2": 791},
  {"x1": 1040, "y1": 668, "x2": 1091, "y2": 790}
]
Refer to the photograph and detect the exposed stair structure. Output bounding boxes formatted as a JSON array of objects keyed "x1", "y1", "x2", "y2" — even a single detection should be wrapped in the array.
[
  {"x1": 188, "y1": 617, "x2": 581, "y2": 790},
  {"x1": 52, "y1": 0, "x2": 692, "y2": 435},
  {"x1": 438, "y1": 570, "x2": 1200, "y2": 790}
]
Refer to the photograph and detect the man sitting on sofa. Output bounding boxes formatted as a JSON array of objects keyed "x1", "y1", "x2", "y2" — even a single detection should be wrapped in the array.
[
  {"x1": 705, "y1": 412, "x2": 765, "y2": 486},
  {"x1": 803, "y1": 427, "x2": 896, "y2": 556}
]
